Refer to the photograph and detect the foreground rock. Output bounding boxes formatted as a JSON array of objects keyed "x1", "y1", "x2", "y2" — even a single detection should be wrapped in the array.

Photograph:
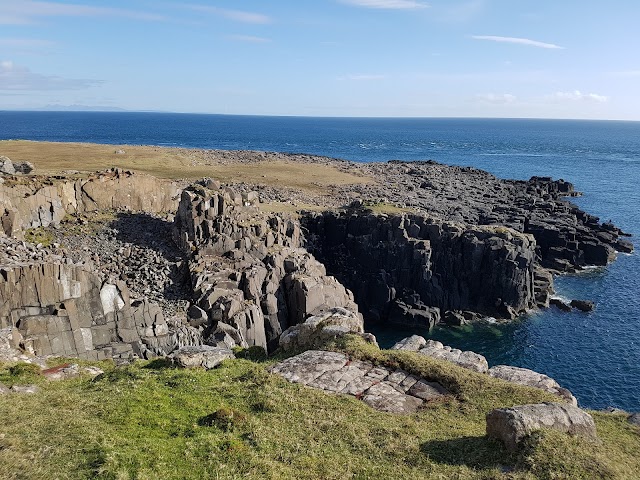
[
  {"x1": 270, "y1": 350, "x2": 449, "y2": 414},
  {"x1": 168, "y1": 345, "x2": 234, "y2": 369},
  {"x1": 279, "y1": 307, "x2": 372, "y2": 352},
  {"x1": 392, "y1": 337, "x2": 488, "y2": 373},
  {"x1": 486, "y1": 402, "x2": 597, "y2": 451},
  {"x1": 489, "y1": 365, "x2": 577, "y2": 405}
]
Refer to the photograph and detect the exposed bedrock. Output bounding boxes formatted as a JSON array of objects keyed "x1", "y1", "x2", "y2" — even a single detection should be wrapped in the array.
[
  {"x1": 173, "y1": 181, "x2": 361, "y2": 352},
  {"x1": 0, "y1": 260, "x2": 173, "y2": 360},
  {"x1": 0, "y1": 168, "x2": 179, "y2": 238},
  {"x1": 303, "y1": 211, "x2": 539, "y2": 327}
]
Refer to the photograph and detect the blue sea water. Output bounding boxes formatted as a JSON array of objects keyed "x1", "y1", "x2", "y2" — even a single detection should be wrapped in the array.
[{"x1": 1, "y1": 111, "x2": 639, "y2": 411}]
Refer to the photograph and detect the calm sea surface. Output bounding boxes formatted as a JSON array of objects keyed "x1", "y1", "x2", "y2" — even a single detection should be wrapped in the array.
[{"x1": 1, "y1": 112, "x2": 639, "y2": 411}]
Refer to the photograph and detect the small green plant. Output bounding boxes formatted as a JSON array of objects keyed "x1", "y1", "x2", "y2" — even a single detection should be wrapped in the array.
[
  {"x1": 198, "y1": 407, "x2": 248, "y2": 432},
  {"x1": 233, "y1": 346, "x2": 268, "y2": 362},
  {"x1": 24, "y1": 227, "x2": 54, "y2": 247}
]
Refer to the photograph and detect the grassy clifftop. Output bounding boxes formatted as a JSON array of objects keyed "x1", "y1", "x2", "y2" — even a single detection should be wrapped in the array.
[{"x1": 1, "y1": 338, "x2": 638, "y2": 480}]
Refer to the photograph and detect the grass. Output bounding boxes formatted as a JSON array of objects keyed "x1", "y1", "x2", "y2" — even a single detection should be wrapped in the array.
[
  {"x1": 0, "y1": 140, "x2": 371, "y2": 195},
  {"x1": 23, "y1": 227, "x2": 54, "y2": 247},
  {"x1": 0, "y1": 339, "x2": 638, "y2": 479}
]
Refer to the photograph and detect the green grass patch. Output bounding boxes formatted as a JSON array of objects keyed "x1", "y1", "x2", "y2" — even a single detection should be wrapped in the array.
[
  {"x1": 0, "y1": 345, "x2": 638, "y2": 479},
  {"x1": 23, "y1": 227, "x2": 54, "y2": 247}
]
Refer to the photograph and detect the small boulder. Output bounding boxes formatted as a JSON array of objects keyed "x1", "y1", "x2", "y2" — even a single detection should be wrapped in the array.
[
  {"x1": 169, "y1": 345, "x2": 234, "y2": 369},
  {"x1": 391, "y1": 335, "x2": 427, "y2": 352},
  {"x1": 42, "y1": 363, "x2": 80, "y2": 381},
  {"x1": 10, "y1": 384, "x2": 40, "y2": 394},
  {"x1": 628, "y1": 413, "x2": 640, "y2": 427},
  {"x1": 0, "y1": 155, "x2": 15, "y2": 175},
  {"x1": 570, "y1": 299, "x2": 595, "y2": 312},
  {"x1": 13, "y1": 161, "x2": 34, "y2": 174},
  {"x1": 0, "y1": 383, "x2": 9, "y2": 394},
  {"x1": 486, "y1": 402, "x2": 597, "y2": 451}
]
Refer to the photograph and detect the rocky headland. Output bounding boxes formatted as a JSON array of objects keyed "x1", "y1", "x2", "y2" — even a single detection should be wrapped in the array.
[{"x1": 1, "y1": 144, "x2": 638, "y2": 475}]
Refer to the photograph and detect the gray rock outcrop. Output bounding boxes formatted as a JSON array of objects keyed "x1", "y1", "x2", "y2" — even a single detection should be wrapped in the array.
[
  {"x1": 168, "y1": 345, "x2": 234, "y2": 369},
  {"x1": 488, "y1": 365, "x2": 577, "y2": 405},
  {"x1": 486, "y1": 402, "x2": 597, "y2": 451},
  {"x1": 173, "y1": 182, "x2": 361, "y2": 353},
  {"x1": 0, "y1": 156, "x2": 15, "y2": 175},
  {"x1": 269, "y1": 350, "x2": 449, "y2": 413},
  {"x1": 416, "y1": 339, "x2": 488, "y2": 373}
]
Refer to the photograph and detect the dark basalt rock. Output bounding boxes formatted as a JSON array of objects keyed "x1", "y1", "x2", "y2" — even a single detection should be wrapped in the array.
[
  {"x1": 550, "y1": 298, "x2": 572, "y2": 312},
  {"x1": 570, "y1": 299, "x2": 595, "y2": 312}
]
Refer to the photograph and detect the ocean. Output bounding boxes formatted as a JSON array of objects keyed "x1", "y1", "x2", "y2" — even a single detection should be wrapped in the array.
[{"x1": 1, "y1": 111, "x2": 639, "y2": 411}]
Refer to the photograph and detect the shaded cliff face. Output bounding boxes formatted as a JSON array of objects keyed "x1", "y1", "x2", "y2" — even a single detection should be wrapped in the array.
[{"x1": 303, "y1": 212, "x2": 538, "y2": 326}]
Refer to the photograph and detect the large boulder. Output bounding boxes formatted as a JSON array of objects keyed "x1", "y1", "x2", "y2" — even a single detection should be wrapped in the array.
[
  {"x1": 278, "y1": 307, "x2": 367, "y2": 352},
  {"x1": 168, "y1": 345, "x2": 234, "y2": 369},
  {"x1": 13, "y1": 161, "x2": 34, "y2": 174},
  {"x1": 486, "y1": 402, "x2": 597, "y2": 451},
  {"x1": 488, "y1": 365, "x2": 577, "y2": 405}
]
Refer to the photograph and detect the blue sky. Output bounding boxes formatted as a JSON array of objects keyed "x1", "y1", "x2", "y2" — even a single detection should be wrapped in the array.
[{"x1": 0, "y1": 0, "x2": 638, "y2": 119}]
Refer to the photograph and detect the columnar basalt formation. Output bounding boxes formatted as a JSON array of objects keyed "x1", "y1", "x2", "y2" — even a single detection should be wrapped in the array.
[
  {"x1": 303, "y1": 211, "x2": 538, "y2": 326},
  {"x1": 0, "y1": 249, "x2": 172, "y2": 360},
  {"x1": 173, "y1": 181, "x2": 360, "y2": 352}
]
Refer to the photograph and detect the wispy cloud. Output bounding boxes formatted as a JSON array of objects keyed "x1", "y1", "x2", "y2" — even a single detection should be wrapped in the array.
[
  {"x1": 0, "y1": 60, "x2": 101, "y2": 91},
  {"x1": 0, "y1": 0, "x2": 165, "y2": 24},
  {"x1": 547, "y1": 90, "x2": 608, "y2": 103},
  {"x1": 339, "y1": 0, "x2": 428, "y2": 10},
  {"x1": 472, "y1": 35, "x2": 564, "y2": 49},
  {"x1": 181, "y1": 4, "x2": 271, "y2": 24},
  {"x1": 475, "y1": 93, "x2": 517, "y2": 104},
  {"x1": 339, "y1": 74, "x2": 387, "y2": 81},
  {"x1": 227, "y1": 35, "x2": 271, "y2": 44}
]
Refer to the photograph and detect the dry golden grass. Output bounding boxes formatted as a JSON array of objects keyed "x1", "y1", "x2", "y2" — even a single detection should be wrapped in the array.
[{"x1": 0, "y1": 140, "x2": 372, "y2": 195}]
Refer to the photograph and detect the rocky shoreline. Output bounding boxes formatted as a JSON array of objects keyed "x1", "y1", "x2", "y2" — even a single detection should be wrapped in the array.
[{"x1": 0, "y1": 147, "x2": 635, "y2": 411}]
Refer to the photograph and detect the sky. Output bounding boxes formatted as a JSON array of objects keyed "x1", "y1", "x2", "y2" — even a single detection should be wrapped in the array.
[{"x1": 0, "y1": 0, "x2": 639, "y2": 119}]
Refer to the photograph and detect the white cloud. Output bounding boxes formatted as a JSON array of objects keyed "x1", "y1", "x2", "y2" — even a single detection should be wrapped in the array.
[
  {"x1": 548, "y1": 90, "x2": 608, "y2": 103},
  {"x1": 472, "y1": 35, "x2": 564, "y2": 49},
  {"x1": 339, "y1": 0, "x2": 428, "y2": 10},
  {"x1": 0, "y1": 0, "x2": 165, "y2": 24},
  {"x1": 0, "y1": 60, "x2": 101, "y2": 91},
  {"x1": 227, "y1": 35, "x2": 271, "y2": 43},
  {"x1": 340, "y1": 74, "x2": 386, "y2": 80},
  {"x1": 475, "y1": 93, "x2": 517, "y2": 104},
  {"x1": 181, "y1": 4, "x2": 271, "y2": 24}
]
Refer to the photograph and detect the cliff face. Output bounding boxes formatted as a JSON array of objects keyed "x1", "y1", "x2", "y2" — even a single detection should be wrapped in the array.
[
  {"x1": 173, "y1": 181, "x2": 360, "y2": 352},
  {"x1": 0, "y1": 259, "x2": 171, "y2": 360},
  {"x1": 0, "y1": 168, "x2": 179, "y2": 238},
  {"x1": 304, "y1": 211, "x2": 538, "y2": 327}
]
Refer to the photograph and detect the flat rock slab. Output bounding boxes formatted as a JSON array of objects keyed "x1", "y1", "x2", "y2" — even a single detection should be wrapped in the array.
[
  {"x1": 489, "y1": 365, "x2": 577, "y2": 405},
  {"x1": 419, "y1": 340, "x2": 489, "y2": 373},
  {"x1": 169, "y1": 345, "x2": 235, "y2": 369},
  {"x1": 486, "y1": 402, "x2": 597, "y2": 451},
  {"x1": 10, "y1": 385, "x2": 40, "y2": 394},
  {"x1": 269, "y1": 350, "x2": 449, "y2": 414}
]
